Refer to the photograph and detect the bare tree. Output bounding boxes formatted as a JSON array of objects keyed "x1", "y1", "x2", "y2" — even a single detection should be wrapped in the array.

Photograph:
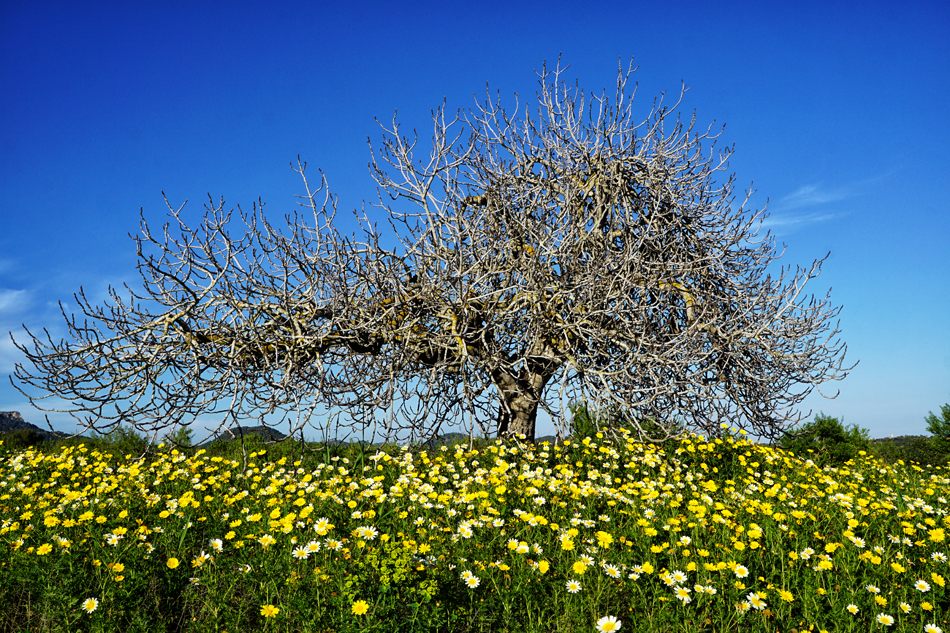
[{"x1": 11, "y1": 60, "x2": 856, "y2": 444}]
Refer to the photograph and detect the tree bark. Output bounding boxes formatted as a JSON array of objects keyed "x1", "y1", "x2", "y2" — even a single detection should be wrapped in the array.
[{"x1": 492, "y1": 367, "x2": 552, "y2": 441}]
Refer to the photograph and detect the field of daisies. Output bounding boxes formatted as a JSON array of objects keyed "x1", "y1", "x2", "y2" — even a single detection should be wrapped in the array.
[{"x1": 1, "y1": 424, "x2": 948, "y2": 633}]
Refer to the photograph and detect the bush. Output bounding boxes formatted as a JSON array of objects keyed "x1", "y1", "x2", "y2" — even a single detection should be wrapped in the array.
[
  {"x1": 97, "y1": 423, "x2": 150, "y2": 457},
  {"x1": 776, "y1": 412, "x2": 872, "y2": 468},
  {"x1": 161, "y1": 425, "x2": 194, "y2": 448},
  {"x1": 567, "y1": 402, "x2": 601, "y2": 439},
  {"x1": 567, "y1": 401, "x2": 685, "y2": 444},
  {"x1": 0, "y1": 429, "x2": 45, "y2": 455},
  {"x1": 871, "y1": 435, "x2": 950, "y2": 469},
  {"x1": 925, "y1": 399, "x2": 950, "y2": 456}
]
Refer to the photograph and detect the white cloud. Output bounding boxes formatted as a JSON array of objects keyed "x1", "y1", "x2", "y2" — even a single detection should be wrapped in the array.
[
  {"x1": 777, "y1": 184, "x2": 852, "y2": 210},
  {"x1": 757, "y1": 182, "x2": 860, "y2": 235},
  {"x1": 760, "y1": 210, "x2": 837, "y2": 231},
  {"x1": 0, "y1": 289, "x2": 31, "y2": 317},
  {"x1": 0, "y1": 332, "x2": 25, "y2": 374}
]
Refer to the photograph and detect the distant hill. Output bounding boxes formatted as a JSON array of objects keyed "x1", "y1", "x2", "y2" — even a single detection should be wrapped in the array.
[
  {"x1": 0, "y1": 411, "x2": 68, "y2": 441},
  {"x1": 0, "y1": 410, "x2": 936, "y2": 453},
  {"x1": 869, "y1": 435, "x2": 933, "y2": 448},
  {"x1": 198, "y1": 425, "x2": 290, "y2": 447}
]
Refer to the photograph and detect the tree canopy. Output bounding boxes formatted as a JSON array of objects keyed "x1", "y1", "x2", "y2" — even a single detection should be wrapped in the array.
[{"x1": 12, "y1": 60, "x2": 856, "y2": 444}]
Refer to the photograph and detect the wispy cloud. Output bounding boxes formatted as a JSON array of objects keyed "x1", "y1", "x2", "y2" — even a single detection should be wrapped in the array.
[
  {"x1": 0, "y1": 330, "x2": 25, "y2": 373},
  {"x1": 760, "y1": 210, "x2": 838, "y2": 231},
  {"x1": 777, "y1": 184, "x2": 853, "y2": 210},
  {"x1": 764, "y1": 170, "x2": 897, "y2": 234},
  {"x1": 0, "y1": 289, "x2": 31, "y2": 317},
  {"x1": 760, "y1": 181, "x2": 860, "y2": 234}
]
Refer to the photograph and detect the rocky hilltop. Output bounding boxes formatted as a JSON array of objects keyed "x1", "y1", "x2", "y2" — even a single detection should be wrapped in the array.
[
  {"x1": 0, "y1": 411, "x2": 68, "y2": 441},
  {"x1": 200, "y1": 425, "x2": 289, "y2": 446}
]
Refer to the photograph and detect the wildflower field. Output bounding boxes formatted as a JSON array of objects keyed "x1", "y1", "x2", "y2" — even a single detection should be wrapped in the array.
[{"x1": 1, "y1": 425, "x2": 948, "y2": 632}]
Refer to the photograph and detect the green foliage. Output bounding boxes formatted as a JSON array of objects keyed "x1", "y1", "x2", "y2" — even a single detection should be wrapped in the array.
[
  {"x1": 342, "y1": 540, "x2": 439, "y2": 626},
  {"x1": 567, "y1": 401, "x2": 600, "y2": 439},
  {"x1": 567, "y1": 401, "x2": 685, "y2": 444},
  {"x1": 2, "y1": 421, "x2": 950, "y2": 631},
  {"x1": 776, "y1": 412, "x2": 872, "y2": 468},
  {"x1": 161, "y1": 425, "x2": 193, "y2": 448},
  {"x1": 925, "y1": 399, "x2": 950, "y2": 456},
  {"x1": 0, "y1": 428, "x2": 45, "y2": 455},
  {"x1": 871, "y1": 435, "x2": 950, "y2": 468},
  {"x1": 98, "y1": 423, "x2": 150, "y2": 457}
]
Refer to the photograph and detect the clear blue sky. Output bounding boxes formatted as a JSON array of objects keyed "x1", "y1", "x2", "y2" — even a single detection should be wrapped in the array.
[{"x1": 1, "y1": 0, "x2": 948, "y2": 441}]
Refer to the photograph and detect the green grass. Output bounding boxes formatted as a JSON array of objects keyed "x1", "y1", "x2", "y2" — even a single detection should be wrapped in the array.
[{"x1": 1, "y1": 426, "x2": 949, "y2": 632}]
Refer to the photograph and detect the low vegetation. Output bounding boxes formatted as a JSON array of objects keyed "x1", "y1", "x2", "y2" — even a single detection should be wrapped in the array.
[{"x1": 1, "y1": 408, "x2": 949, "y2": 632}]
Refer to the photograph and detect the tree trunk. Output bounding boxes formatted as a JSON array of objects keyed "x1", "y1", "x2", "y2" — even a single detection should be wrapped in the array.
[{"x1": 492, "y1": 368, "x2": 551, "y2": 442}]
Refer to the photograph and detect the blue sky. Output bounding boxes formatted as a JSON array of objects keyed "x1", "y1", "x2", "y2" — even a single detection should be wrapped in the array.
[{"x1": 1, "y1": 0, "x2": 948, "y2": 442}]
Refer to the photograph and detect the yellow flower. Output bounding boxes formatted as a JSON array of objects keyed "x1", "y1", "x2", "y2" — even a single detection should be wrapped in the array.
[
  {"x1": 778, "y1": 589, "x2": 794, "y2": 602},
  {"x1": 259, "y1": 534, "x2": 276, "y2": 547},
  {"x1": 167, "y1": 557, "x2": 180, "y2": 569},
  {"x1": 260, "y1": 604, "x2": 279, "y2": 618},
  {"x1": 352, "y1": 599, "x2": 370, "y2": 615},
  {"x1": 596, "y1": 615, "x2": 622, "y2": 632},
  {"x1": 596, "y1": 531, "x2": 614, "y2": 548},
  {"x1": 572, "y1": 561, "x2": 588, "y2": 575},
  {"x1": 538, "y1": 560, "x2": 550, "y2": 574},
  {"x1": 36, "y1": 543, "x2": 53, "y2": 556}
]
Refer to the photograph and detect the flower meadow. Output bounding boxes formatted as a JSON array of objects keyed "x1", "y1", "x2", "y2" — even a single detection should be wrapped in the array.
[{"x1": 1, "y1": 425, "x2": 948, "y2": 632}]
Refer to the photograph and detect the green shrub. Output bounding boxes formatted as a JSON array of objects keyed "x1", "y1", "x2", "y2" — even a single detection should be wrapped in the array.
[
  {"x1": 871, "y1": 435, "x2": 950, "y2": 468},
  {"x1": 161, "y1": 424, "x2": 194, "y2": 448},
  {"x1": 567, "y1": 401, "x2": 601, "y2": 439},
  {"x1": 776, "y1": 412, "x2": 872, "y2": 468},
  {"x1": 900, "y1": 435, "x2": 949, "y2": 467},
  {"x1": 0, "y1": 428, "x2": 45, "y2": 455},
  {"x1": 567, "y1": 401, "x2": 685, "y2": 444},
  {"x1": 925, "y1": 399, "x2": 950, "y2": 456},
  {"x1": 98, "y1": 423, "x2": 150, "y2": 457}
]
